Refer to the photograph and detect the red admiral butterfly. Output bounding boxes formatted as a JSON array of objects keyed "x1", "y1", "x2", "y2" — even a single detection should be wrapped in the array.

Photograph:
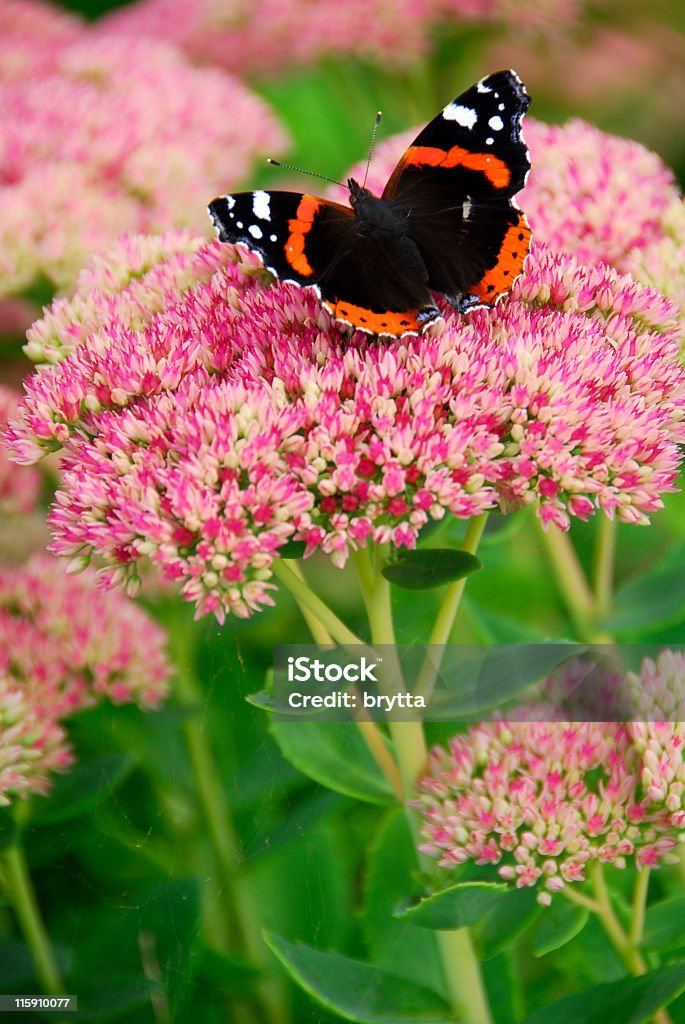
[{"x1": 209, "y1": 69, "x2": 531, "y2": 338}]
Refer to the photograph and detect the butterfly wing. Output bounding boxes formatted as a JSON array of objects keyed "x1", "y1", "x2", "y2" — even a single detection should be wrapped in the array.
[
  {"x1": 209, "y1": 190, "x2": 440, "y2": 335},
  {"x1": 382, "y1": 69, "x2": 531, "y2": 311}
]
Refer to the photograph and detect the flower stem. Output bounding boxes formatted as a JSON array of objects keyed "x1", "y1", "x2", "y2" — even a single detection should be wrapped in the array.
[
  {"x1": 593, "y1": 515, "x2": 617, "y2": 621},
  {"x1": 428, "y1": 513, "x2": 490, "y2": 648},
  {"x1": 356, "y1": 545, "x2": 493, "y2": 1024},
  {"x1": 589, "y1": 864, "x2": 673, "y2": 1024},
  {"x1": 535, "y1": 518, "x2": 614, "y2": 642},
  {"x1": 628, "y1": 868, "x2": 650, "y2": 949},
  {"x1": 272, "y1": 559, "x2": 363, "y2": 645},
  {"x1": 0, "y1": 845, "x2": 65, "y2": 995},
  {"x1": 415, "y1": 512, "x2": 489, "y2": 702},
  {"x1": 285, "y1": 561, "x2": 404, "y2": 801}
]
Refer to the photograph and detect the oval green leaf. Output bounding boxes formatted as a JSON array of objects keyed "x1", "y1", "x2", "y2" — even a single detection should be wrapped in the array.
[
  {"x1": 525, "y1": 963, "x2": 685, "y2": 1024},
  {"x1": 396, "y1": 881, "x2": 509, "y2": 930},
  {"x1": 270, "y1": 720, "x2": 393, "y2": 804},
  {"x1": 382, "y1": 549, "x2": 482, "y2": 591},
  {"x1": 531, "y1": 900, "x2": 588, "y2": 957},
  {"x1": 265, "y1": 933, "x2": 452, "y2": 1023},
  {"x1": 642, "y1": 897, "x2": 685, "y2": 952}
]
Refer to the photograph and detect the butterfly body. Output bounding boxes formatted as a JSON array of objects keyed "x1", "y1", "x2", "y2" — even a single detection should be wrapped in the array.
[{"x1": 209, "y1": 69, "x2": 531, "y2": 338}]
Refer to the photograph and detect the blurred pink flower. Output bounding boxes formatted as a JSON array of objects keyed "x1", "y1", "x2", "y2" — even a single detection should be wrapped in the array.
[
  {"x1": 0, "y1": 553, "x2": 171, "y2": 717},
  {"x1": 417, "y1": 718, "x2": 682, "y2": 902},
  {"x1": 101, "y1": 0, "x2": 584, "y2": 77},
  {"x1": 6, "y1": 227, "x2": 685, "y2": 621},
  {"x1": 0, "y1": 387, "x2": 41, "y2": 516},
  {"x1": 0, "y1": 4, "x2": 286, "y2": 302},
  {"x1": 0, "y1": 673, "x2": 73, "y2": 806},
  {"x1": 0, "y1": 0, "x2": 83, "y2": 82}
]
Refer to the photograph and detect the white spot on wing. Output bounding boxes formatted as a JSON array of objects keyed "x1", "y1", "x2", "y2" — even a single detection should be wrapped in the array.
[
  {"x1": 442, "y1": 103, "x2": 478, "y2": 128},
  {"x1": 225, "y1": 196, "x2": 235, "y2": 209},
  {"x1": 488, "y1": 115, "x2": 504, "y2": 131},
  {"x1": 269, "y1": 234, "x2": 277, "y2": 242},
  {"x1": 248, "y1": 224, "x2": 263, "y2": 239},
  {"x1": 252, "y1": 191, "x2": 271, "y2": 221},
  {"x1": 463, "y1": 197, "x2": 472, "y2": 220},
  {"x1": 236, "y1": 221, "x2": 243, "y2": 229},
  {"x1": 477, "y1": 80, "x2": 492, "y2": 93},
  {"x1": 486, "y1": 138, "x2": 494, "y2": 145}
]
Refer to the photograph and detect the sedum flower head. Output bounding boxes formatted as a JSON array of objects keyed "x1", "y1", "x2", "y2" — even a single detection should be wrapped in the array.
[
  {"x1": 417, "y1": 719, "x2": 682, "y2": 902},
  {"x1": 0, "y1": 673, "x2": 73, "y2": 806},
  {"x1": 6, "y1": 223, "x2": 685, "y2": 621},
  {"x1": 0, "y1": 554, "x2": 171, "y2": 717},
  {"x1": 0, "y1": 3, "x2": 286, "y2": 302}
]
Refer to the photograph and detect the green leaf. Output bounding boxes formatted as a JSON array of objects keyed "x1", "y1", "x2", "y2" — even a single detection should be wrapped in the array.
[
  {"x1": 603, "y1": 541, "x2": 685, "y2": 632},
  {"x1": 525, "y1": 963, "x2": 685, "y2": 1024},
  {"x1": 382, "y1": 548, "x2": 482, "y2": 591},
  {"x1": 531, "y1": 900, "x2": 588, "y2": 957},
  {"x1": 270, "y1": 720, "x2": 393, "y2": 804},
  {"x1": 279, "y1": 540, "x2": 307, "y2": 559},
  {"x1": 30, "y1": 755, "x2": 136, "y2": 826},
  {"x1": 642, "y1": 897, "x2": 685, "y2": 952},
  {"x1": 473, "y1": 886, "x2": 541, "y2": 960},
  {"x1": 397, "y1": 881, "x2": 509, "y2": 930},
  {"x1": 265, "y1": 933, "x2": 453, "y2": 1023}
]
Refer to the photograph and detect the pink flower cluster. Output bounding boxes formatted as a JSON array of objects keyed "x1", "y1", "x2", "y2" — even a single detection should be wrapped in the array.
[
  {"x1": 101, "y1": 0, "x2": 586, "y2": 77},
  {"x1": 0, "y1": 387, "x2": 41, "y2": 516},
  {"x1": 0, "y1": 0, "x2": 286, "y2": 303},
  {"x1": 0, "y1": 554, "x2": 170, "y2": 719},
  {"x1": 6, "y1": 219, "x2": 685, "y2": 620},
  {"x1": 0, "y1": 673, "x2": 73, "y2": 806},
  {"x1": 417, "y1": 713, "x2": 684, "y2": 902},
  {"x1": 0, "y1": 551, "x2": 170, "y2": 803}
]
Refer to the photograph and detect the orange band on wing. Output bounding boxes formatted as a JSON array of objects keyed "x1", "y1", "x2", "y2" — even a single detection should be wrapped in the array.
[
  {"x1": 403, "y1": 144, "x2": 511, "y2": 190},
  {"x1": 285, "y1": 195, "x2": 321, "y2": 276},
  {"x1": 473, "y1": 216, "x2": 531, "y2": 302},
  {"x1": 323, "y1": 299, "x2": 426, "y2": 336}
]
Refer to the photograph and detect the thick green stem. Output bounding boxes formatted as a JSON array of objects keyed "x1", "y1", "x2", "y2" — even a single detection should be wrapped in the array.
[
  {"x1": 272, "y1": 559, "x2": 363, "y2": 645},
  {"x1": 593, "y1": 516, "x2": 617, "y2": 622},
  {"x1": 1, "y1": 845, "x2": 64, "y2": 995},
  {"x1": 355, "y1": 545, "x2": 493, "y2": 1024},
  {"x1": 535, "y1": 519, "x2": 614, "y2": 642},
  {"x1": 629, "y1": 868, "x2": 650, "y2": 950}
]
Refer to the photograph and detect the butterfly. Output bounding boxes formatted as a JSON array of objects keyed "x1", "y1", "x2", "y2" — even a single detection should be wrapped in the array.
[{"x1": 208, "y1": 69, "x2": 531, "y2": 339}]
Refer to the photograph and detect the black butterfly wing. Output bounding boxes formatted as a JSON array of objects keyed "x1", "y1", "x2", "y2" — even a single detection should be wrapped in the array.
[
  {"x1": 382, "y1": 69, "x2": 531, "y2": 311},
  {"x1": 208, "y1": 190, "x2": 440, "y2": 335}
]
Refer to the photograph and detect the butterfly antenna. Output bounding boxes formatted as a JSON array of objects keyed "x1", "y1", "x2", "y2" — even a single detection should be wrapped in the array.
[
  {"x1": 362, "y1": 111, "x2": 382, "y2": 188},
  {"x1": 267, "y1": 158, "x2": 346, "y2": 190}
]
